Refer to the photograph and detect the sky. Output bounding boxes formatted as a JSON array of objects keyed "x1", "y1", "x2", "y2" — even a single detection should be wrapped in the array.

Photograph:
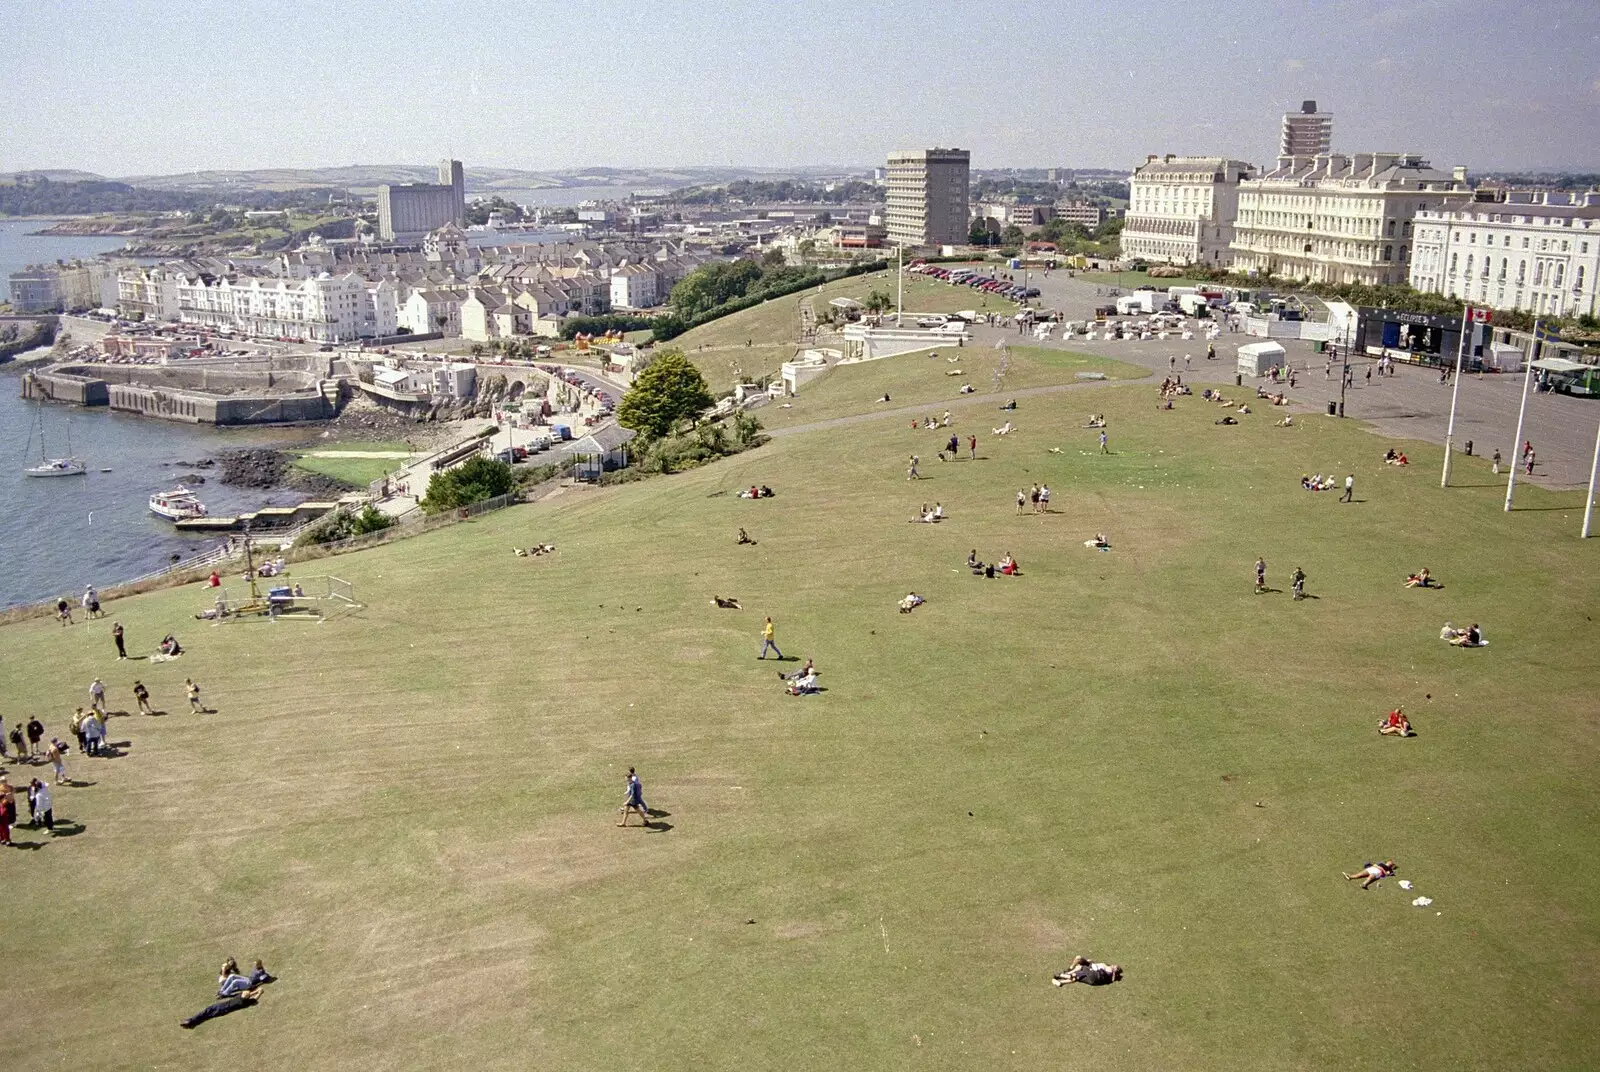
[{"x1": 3, "y1": 0, "x2": 1599, "y2": 177}]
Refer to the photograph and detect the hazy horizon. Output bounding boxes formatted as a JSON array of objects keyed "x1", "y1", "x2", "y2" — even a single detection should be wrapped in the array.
[{"x1": 4, "y1": 0, "x2": 1598, "y2": 177}]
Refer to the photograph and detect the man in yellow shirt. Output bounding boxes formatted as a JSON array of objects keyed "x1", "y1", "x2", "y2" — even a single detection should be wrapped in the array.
[{"x1": 758, "y1": 616, "x2": 783, "y2": 660}]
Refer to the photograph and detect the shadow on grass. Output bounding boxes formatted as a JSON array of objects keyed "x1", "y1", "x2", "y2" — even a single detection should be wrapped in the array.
[{"x1": 48, "y1": 820, "x2": 86, "y2": 838}]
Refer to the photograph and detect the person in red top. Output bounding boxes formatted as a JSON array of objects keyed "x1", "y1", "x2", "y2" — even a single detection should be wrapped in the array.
[
  {"x1": 208, "y1": 570, "x2": 221, "y2": 588},
  {"x1": 968, "y1": 435, "x2": 977, "y2": 460},
  {"x1": 1379, "y1": 708, "x2": 1414, "y2": 737}
]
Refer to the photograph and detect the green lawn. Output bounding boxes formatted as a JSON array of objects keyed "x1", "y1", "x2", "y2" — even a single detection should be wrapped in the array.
[
  {"x1": 0, "y1": 354, "x2": 1596, "y2": 1070},
  {"x1": 759, "y1": 346, "x2": 1147, "y2": 429},
  {"x1": 290, "y1": 441, "x2": 414, "y2": 487},
  {"x1": 676, "y1": 271, "x2": 1020, "y2": 394}
]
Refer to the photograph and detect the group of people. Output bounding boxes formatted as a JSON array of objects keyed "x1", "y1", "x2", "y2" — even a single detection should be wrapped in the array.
[
  {"x1": 738, "y1": 485, "x2": 775, "y2": 499},
  {"x1": 912, "y1": 502, "x2": 946, "y2": 524},
  {"x1": 780, "y1": 658, "x2": 820, "y2": 695},
  {"x1": 1383, "y1": 448, "x2": 1409, "y2": 466},
  {"x1": 1016, "y1": 485, "x2": 1051, "y2": 514},
  {"x1": 967, "y1": 550, "x2": 1020, "y2": 578},
  {"x1": 1252, "y1": 557, "x2": 1306, "y2": 599},
  {"x1": 0, "y1": 776, "x2": 56, "y2": 844},
  {"x1": 1441, "y1": 622, "x2": 1485, "y2": 647},
  {"x1": 936, "y1": 433, "x2": 977, "y2": 462}
]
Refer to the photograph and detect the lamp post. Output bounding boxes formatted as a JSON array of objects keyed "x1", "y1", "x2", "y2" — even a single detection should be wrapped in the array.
[{"x1": 1441, "y1": 306, "x2": 1485, "y2": 488}]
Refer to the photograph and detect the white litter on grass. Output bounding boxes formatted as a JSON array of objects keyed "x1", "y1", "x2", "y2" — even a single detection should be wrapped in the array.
[
  {"x1": 1398, "y1": 880, "x2": 1413, "y2": 890},
  {"x1": 1412, "y1": 896, "x2": 1433, "y2": 907}
]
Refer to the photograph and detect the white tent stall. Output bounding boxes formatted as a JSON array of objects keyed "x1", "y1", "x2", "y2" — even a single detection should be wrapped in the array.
[{"x1": 1236, "y1": 340, "x2": 1287, "y2": 377}]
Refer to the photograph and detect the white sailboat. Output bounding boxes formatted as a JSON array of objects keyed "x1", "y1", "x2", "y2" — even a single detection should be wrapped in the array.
[{"x1": 23, "y1": 404, "x2": 86, "y2": 477}]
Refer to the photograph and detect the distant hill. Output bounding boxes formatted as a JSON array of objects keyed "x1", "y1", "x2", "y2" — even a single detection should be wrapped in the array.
[
  {"x1": 0, "y1": 170, "x2": 107, "y2": 184},
  {"x1": 110, "y1": 164, "x2": 871, "y2": 196}
]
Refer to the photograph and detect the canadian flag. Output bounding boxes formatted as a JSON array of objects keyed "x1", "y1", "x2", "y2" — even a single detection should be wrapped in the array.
[{"x1": 1468, "y1": 307, "x2": 1492, "y2": 323}]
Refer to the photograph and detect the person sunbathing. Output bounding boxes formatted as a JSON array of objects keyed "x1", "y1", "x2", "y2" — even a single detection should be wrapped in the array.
[
  {"x1": 711, "y1": 596, "x2": 741, "y2": 609},
  {"x1": 1214, "y1": 416, "x2": 1238, "y2": 425},
  {"x1": 1379, "y1": 708, "x2": 1415, "y2": 737},
  {"x1": 1404, "y1": 568, "x2": 1433, "y2": 588},
  {"x1": 786, "y1": 669, "x2": 820, "y2": 695},
  {"x1": 217, "y1": 958, "x2": 274, "y2": 998},
  {"x1": 959, "y1": 384, "x2": 974, "y2": 393},
  {"x1": 993, "y1": 421, "x2": 1014, "y2": 436},
  {"x1": 1086, "y1": 416, "x2": 1106, "y2": 428},
  {"x1": 1395, "y1": 453, "x2": 1407, "y2": 465},
  {"x1": 898, "y1": 592, "x2": 926, "y2": 613},
  {"x1": 1449, "y1": 622, "x2": 1484, "y2": 647},
  {"x1": 779, "y1": 658, "x2": 815, "y2": 682},
  {"x1": 999, "y1": 554, "x2": 1019, "y2": 575},
  {"x1": 1343, "y1": 860, "x2": 1397, "y2": 889},
  {"x1": 1052, "y1": 956, "x2": 1123, "y2": 986},
  {"x1": 1084, "y1": 534, "x2": 1110, "y2": 549}
]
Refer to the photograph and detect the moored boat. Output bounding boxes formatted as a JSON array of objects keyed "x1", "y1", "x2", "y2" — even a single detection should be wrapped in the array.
[{"x1": 149, "y1": 485, "x2": 209, "y2": 521}]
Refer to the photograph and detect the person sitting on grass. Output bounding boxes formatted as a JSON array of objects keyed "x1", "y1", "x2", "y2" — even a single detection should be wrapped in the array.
[
  {"x1": 1449, "y1": 622, "x2": 1484, "y2": 647},
  {"x1": 1084, "y1": 534, "x2": 1110, "y2": 549},
  {"x1": 1052, "y1": 956, "x2": 1123, "y2": 986},
  {"x1": 217, "y1": 958, "x2": 275, "y2": 998},
  {"x1": 1379, "y1": 708, "x2": 1415, "y2": 737},
  {"x1": 737, "y1": 528, "x2": 755, "y2": 545},
  {"x1": 779, "y1": 658, "x2": 815, "y2": 683},
  {"x1": 1405, "y1": 568, "x2": 1433, "y2": 588},
  {"x1": 786, "y1": 667, "x2": 820, "y2": 695},
  {"x1": 1086, "y1": 415, "x2": 1106, "y2": 428},
  {"x1": 999, "y1": 554, "x2": 1020, "y2": 576},
  {"x1": 1277, "y1": 414, "x2": 1294, "y2": 427},
  {"x1": 898, "y1": 593, "x2": 926, "y2": 613},
  {"x1": 1384, "y1": 448, "x2": 1398, "y2": 463},
  {"x1": 1343, "y1": 860, "x2": 1397, "y2": 889},
  {"x1": 158, "y1": 634, "x2": 183, "y2": 657},
  {"x1": 967, "y1": 549, "x2": 981, "y2": 570}
]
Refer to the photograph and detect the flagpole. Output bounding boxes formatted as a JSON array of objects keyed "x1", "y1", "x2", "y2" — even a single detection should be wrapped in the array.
[
  {"x1": 1582, "y1": 419, "x2": 1600, "y2": 538},
  {"x1": 1440, "y1": 306, "x2": 1471, "y2": 488},
  {"x1": 1504, "y1": 319, "x2": 1540, "y2": 512}
]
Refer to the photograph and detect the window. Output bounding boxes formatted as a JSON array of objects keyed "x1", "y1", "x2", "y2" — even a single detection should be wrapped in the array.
[
  {"x1": 1555, "y1": 264, "x2": 1565, "y2": 286},
  {"x1": 1534, "y1": 262, "x2": 1544, "y2": 285},
  {"x1": 1465, "y1": 254, "x2": 1474, "y2": 277},
  {"x1": 1517, "y1": 261, "x2": 1526, "y2": 283},
  {"x1": 1578, "y1": 266, "x2": 1587, "y2": 291},
  {"x1": 1450, "y1": 252, "x2": 1458, "y2": 274}
]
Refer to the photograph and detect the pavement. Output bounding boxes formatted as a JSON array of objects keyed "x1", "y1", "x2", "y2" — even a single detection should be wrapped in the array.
[{"x1": 851, "y1": 268, "x2": 1600, "y2": 490}]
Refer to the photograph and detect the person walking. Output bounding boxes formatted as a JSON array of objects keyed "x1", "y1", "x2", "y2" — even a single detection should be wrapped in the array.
[
  {"x1": 1016, "y1": 490, "x2": 1027, "y2": 514},
  {"x1": 56, "y1": 597, "x2": 73, "y2": 626},
  {"x1": 1207, "y1": 342, "x2": 1216, "y2": 361},
  {"x1": 45, "y1": 738, "x2": 67, "y2": 785},
  {"x1": 112, "y1": 621, "x2": 126, "y2": 660},
  {"x1": 1099, "y1": 430, "x2": 1109, "y2": 454},
  {"x1": 1492, "y1": 449, "x2": 1502, "y2": 475},
  {"x1": 0, "y1": 714, "x2": 7, "y2": 761},
  {"x1": 968, "y1": 434, "x2": 977, "y2": 461},
  {"x1": 758, "y1": 618, "x2": 783, "y2": 661},
  {"x1": 1184, "y1": 353, "x2": 1192, "y2": 371},
  {"x1": 1291, "y1": 566, "x2": 1306, "y2": 601},
  {"x1": 1524, "y1": 451, "x2": 1535, "y2": 476},
  {"x1": 26, "y1": 717, "x2": 45, "y2": 757},
  {"x1": 1341, "y1": 474, "x2": 1355, "y2": 503},
  {"x1": 907, "y1": 455, "x2": 919, "y2": 480},
  {"x1": 7, "y1": 725, "x2": 24, "y2": 762},
  {"x1": 186, "y1": 678, "x2": 204, "y2": 713},
  {"x1": 29, "y1": 779, "x2": 52, "y2": 832},
  {"x1": 133, "y1": 680, "x2": 154, "y2": 716},
  {"x1": 1255, "y1": 556, "x2": 1267, "y2": 594},
  {"x1": 89, "y1": 677, "x2": 107, "y2": 715},
  {"x1": 0, "y1": 779, "x2": 14, "y2": 847},
  {"x1": 618, "y1": 767, "x2": 651, "y2": 827}
]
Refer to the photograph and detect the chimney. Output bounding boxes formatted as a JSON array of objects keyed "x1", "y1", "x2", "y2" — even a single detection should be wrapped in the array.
[
  {"x1": 1302, "y1": 100, "x2": 1318, "y2": 114},
  {"x1": 1452, "y1": 166, "x2": 1469, "y2": 184}
]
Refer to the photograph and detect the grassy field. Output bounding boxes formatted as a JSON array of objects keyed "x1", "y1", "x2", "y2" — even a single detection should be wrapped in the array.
[
  {"x1": 758, "y1": 346, "x2": 1148, "y2": 430},
  {"x1": 0, "y1": 351, "x2": 1596, "y2": 1070},
  {"x1": 290, "y1": 441, "x2": 414, "y2": 487},
  {"x1": 677, "y1": 271, "x2": 1020, "y2": 393}
]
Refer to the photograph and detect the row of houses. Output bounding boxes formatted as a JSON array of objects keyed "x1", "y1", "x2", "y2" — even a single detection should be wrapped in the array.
[{"x1": 111, "y1": 228, "x2": 721, "y2": 343}]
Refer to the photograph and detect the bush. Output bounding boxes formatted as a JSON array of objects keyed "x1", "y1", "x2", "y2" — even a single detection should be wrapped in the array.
[
  {"x1": 560, "y1": 313, "x2": 655, "y2": 340},
  {"x1": 419, "y1": 456, "x2": 515, "y2": 515},
  {"x1": 296, "y1": 504, "x2": 394, "y2": 547}
]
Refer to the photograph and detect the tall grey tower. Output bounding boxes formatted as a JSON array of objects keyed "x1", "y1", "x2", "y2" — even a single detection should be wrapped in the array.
[
  {"x1": 1280, "y1": 101, "x2": 1333, "y2": 157},
  {"x1": 438, "y1": 159, "x2": 465, "y2": 226}
]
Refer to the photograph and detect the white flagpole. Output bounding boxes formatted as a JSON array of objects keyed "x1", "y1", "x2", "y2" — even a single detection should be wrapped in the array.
[
  {"x1": 1505, "y1": 320, "x2": 1540, "y2": 512},
  {"x1": 1582, "y1": 419, "x2": 1600, "y2": 539},
  {"x1": 1441, "y1": 306, "x2": 1472, "y2": 487},
  {"x1": 896, "y1": 245, "x2": 903, "y2": 326}
]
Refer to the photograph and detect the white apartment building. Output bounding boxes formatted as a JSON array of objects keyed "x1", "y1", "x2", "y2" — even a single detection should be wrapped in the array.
[
  {"x1": 1122, "y1": 155, "x2": 1257, "y2": 266},
  {"x1": 172, "y1": 272, "x2": 368, "y2": 342},
  {"x1": 1281, "y1": 100, "x2": 1333, "y2": 157},
  {"x1": 609, "y1": 263, "x2": 661, "y2": 309},
  {"x1": 885, "y1": 148, "x2": 971, "y2": 247},
  {"x1": 1409, "y1": 190, "x2": 1600, "y2": 319},
  {"x1": 117, "y1": 265, "x2": 185, "y2": 322},
  {"x1": 399, "y1": 288, "x2": 464, "y2": 336},
  {"x1": 1230, "y1": 153, "x2": 1471, "y2": 285}
]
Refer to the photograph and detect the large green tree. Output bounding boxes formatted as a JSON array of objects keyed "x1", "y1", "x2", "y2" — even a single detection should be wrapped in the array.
[
  {"x1": 419, "y1": 455, "x2": 515, "y2": 515},
  {"x1": 669, "y1": 260, "x2": 764, "y2": 320},
  {"x1": 616, "y1": 349, "x2": 714, "y2": 439}
]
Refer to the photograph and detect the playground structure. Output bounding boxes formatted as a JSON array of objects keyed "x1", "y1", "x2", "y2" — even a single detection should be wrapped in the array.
[{"x1": 201, "y1": 570, "x2": 362, "y2": 625}]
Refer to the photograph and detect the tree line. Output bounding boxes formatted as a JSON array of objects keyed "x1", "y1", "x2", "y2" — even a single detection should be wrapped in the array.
[{"x1": 0, "y1": 177, "x2": 345, "y2": 217}]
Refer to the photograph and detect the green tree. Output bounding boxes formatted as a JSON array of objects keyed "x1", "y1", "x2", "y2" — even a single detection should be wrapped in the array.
[
  {"x1": 1002, "y1": 224, "x2": 1026, "y2": 246},
  {"x1": 616, "y1": 349, "x2": 714, "y2": 439},
  {"x1": 419, "y1": 455, "x2": 515, "y2": 515},
  {"x1": 669, "y1": 260, "x2": 764, "y2": 319},
  {"x1": 969, "y1": 218, "x2": 994, "y2": 245},
  {"x1": 760, "y1": 246, "x2": 787, "y2": 268},
  {"x1": 864, "y1": 289, "x2": 893, "y2": 314},
  {"x1": 350, "y1": 504, "x2": 394, "y2": 536}
]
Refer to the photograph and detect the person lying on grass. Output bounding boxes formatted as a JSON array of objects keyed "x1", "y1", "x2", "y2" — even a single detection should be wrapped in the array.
[
  {"x1": 1052, "y1": 957, "x2": 1123, "y2": 986},
  {"x1": 786, "y1": 668, "x2": 820, "y2": 695},
  {"x1": 779, "y1": 658, "x2": 815, "y2": 683},
  {"x1": 217, "y1": 958, "x2": 275, "y2": 998},
  {"x1": 1379, "y1": 708, "x2": 1415, "y2": 737},
  {"x1": 1343, "y1": 860, "x2": 1397, "y2": 889},
  {"x1": 898, "y1": 593, "x2": 926, "y2": 613},
  {"x1": 1404, "y1": 568, "x2": 1434, "y2": 588},
  {"x1": 711, "y1": 596, "x2": 742, "y2": 609}
]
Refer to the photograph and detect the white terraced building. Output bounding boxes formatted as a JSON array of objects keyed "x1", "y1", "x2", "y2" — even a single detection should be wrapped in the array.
[
  {"x1": 171, "y1": 272, "x2": 369, "y2": 342},
  {"x1": 1230, "y1": 153, "x2": 1471, "y2": 285},
  {"x1": 1409, "y1": 189, "x2": 1600, "y2": 319},
  {"x1": 1121, "y1": 155, "x2": 1257, "y2": 266}
]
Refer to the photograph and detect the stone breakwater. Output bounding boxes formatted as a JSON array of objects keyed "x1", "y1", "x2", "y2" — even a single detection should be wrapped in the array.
[{"x1": 216, "y1": 448, "x2": 355, "y2": 497}]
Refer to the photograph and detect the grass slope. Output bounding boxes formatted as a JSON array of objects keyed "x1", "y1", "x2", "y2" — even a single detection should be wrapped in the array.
[{"x1": 0, "y1": 359, "x2": 1595, "y2": 1071}]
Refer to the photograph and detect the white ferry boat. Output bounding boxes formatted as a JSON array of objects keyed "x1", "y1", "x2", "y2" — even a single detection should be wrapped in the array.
[{"x1": 149, "y1": 486, "x2": 209, "y2": 521}]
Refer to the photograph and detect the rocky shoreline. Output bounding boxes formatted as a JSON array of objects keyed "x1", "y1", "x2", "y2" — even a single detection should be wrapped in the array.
[{"x1": 214, "y1": 449, "x2": 356, "y2": 498}]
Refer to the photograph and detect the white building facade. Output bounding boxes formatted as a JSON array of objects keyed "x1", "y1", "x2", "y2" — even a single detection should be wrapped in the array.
[
  {"x1": 170, "y1": 272, "x2": 369, "y2": 342},
  {"x1": 609, "y1": 263, "x2": 661, "y2": 309},
  {"x1": 1230, "y1": 153, "x2": 1470, "y2": 285},
  {"x1": 1122, "y1": 156, "x2": 1257, "y2": 266},
  {"x1": 1409, "y1": 190, "x2": 1600, "y2": 319}
]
